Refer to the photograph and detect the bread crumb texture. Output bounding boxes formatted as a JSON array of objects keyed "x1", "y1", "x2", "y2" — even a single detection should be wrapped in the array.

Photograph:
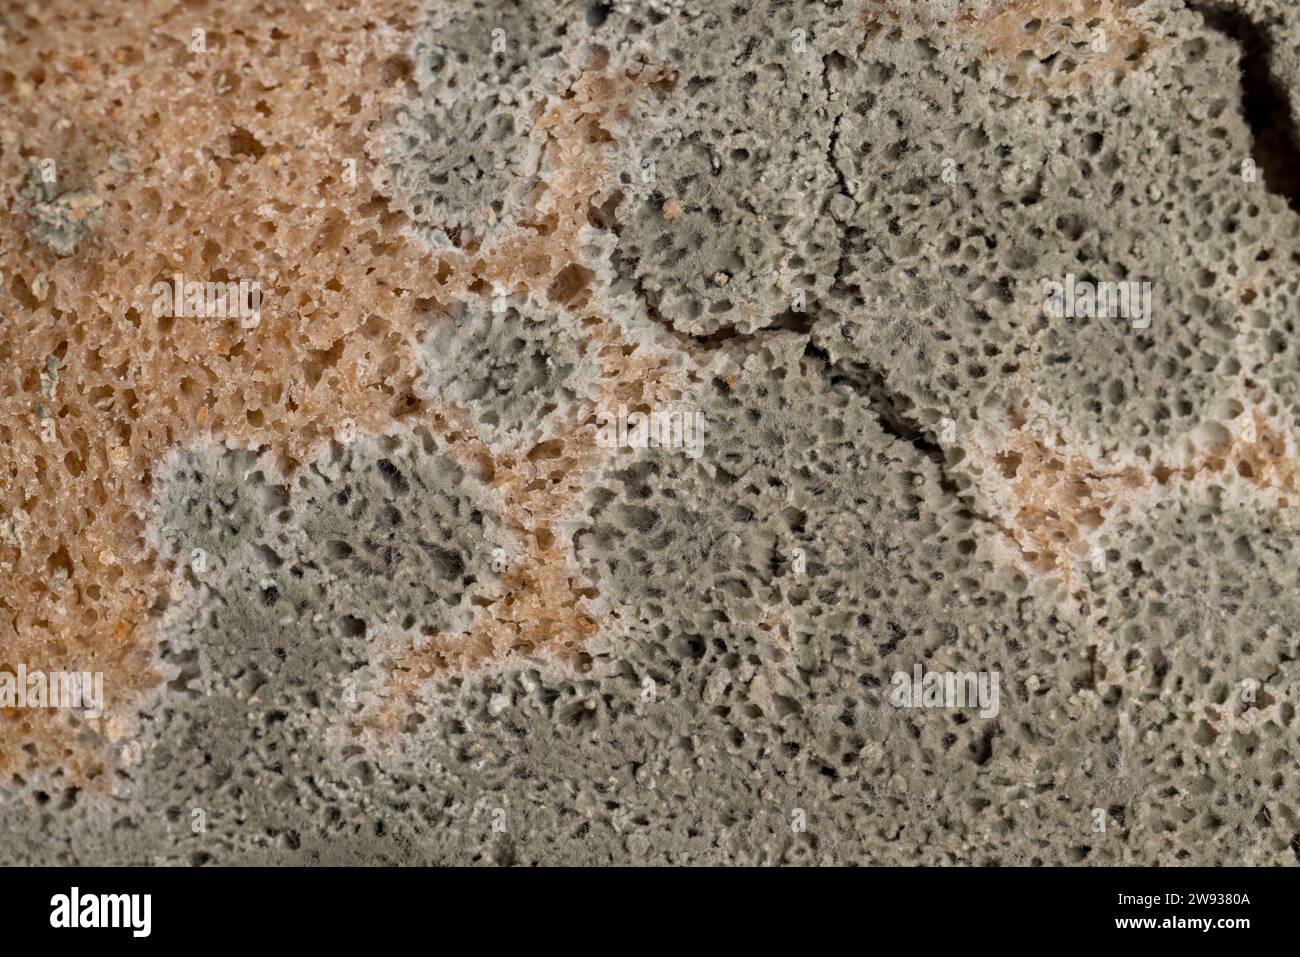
[{"x1": 2, "y1": 0, "x2": 1300, "y2": 865}]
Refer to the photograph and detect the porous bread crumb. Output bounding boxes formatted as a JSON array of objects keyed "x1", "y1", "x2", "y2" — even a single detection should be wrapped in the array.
[
  {"x1": 860, "y1": 0, "x2": 1163, "y2": 96},
  {"x1": 0, "y1": 0, "x2": 435, "y2": 785}
]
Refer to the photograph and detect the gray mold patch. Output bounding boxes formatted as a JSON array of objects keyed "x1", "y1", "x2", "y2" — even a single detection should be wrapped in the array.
[
  {"x1": 150, "y1": 431, "x2": 497, "y2": 678},
  {"x1": 0, "y1": 430, "x2": 504, "y2": 865},
  {"x1": 1080, "y1": 494, "x2": 1300, "y2": 865},
  {"x1": 422, "y1": 296, "x2": 600, "y2": 445},
  {"x1": 20, "y1": 164, "x2": 105, "y2": 256},
  {"x1": 9, "y1": 0, "x2": 1300, "y2": 867},
  {"x1": 811, "y1": 9, "x2": 1292, "y2": 455},
  {"x1": 605, "y1": 2, "x2": 849, "y2": 337},
  {"x1": 8, "y1": 359, "x2": 1298, "y2": 863},
  {"x1": 380, "y1": 0, "x2": 585, "y2": 245},
  {"x1": 0, "y1": 348, "x2": 1047, "y2": 865}
]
